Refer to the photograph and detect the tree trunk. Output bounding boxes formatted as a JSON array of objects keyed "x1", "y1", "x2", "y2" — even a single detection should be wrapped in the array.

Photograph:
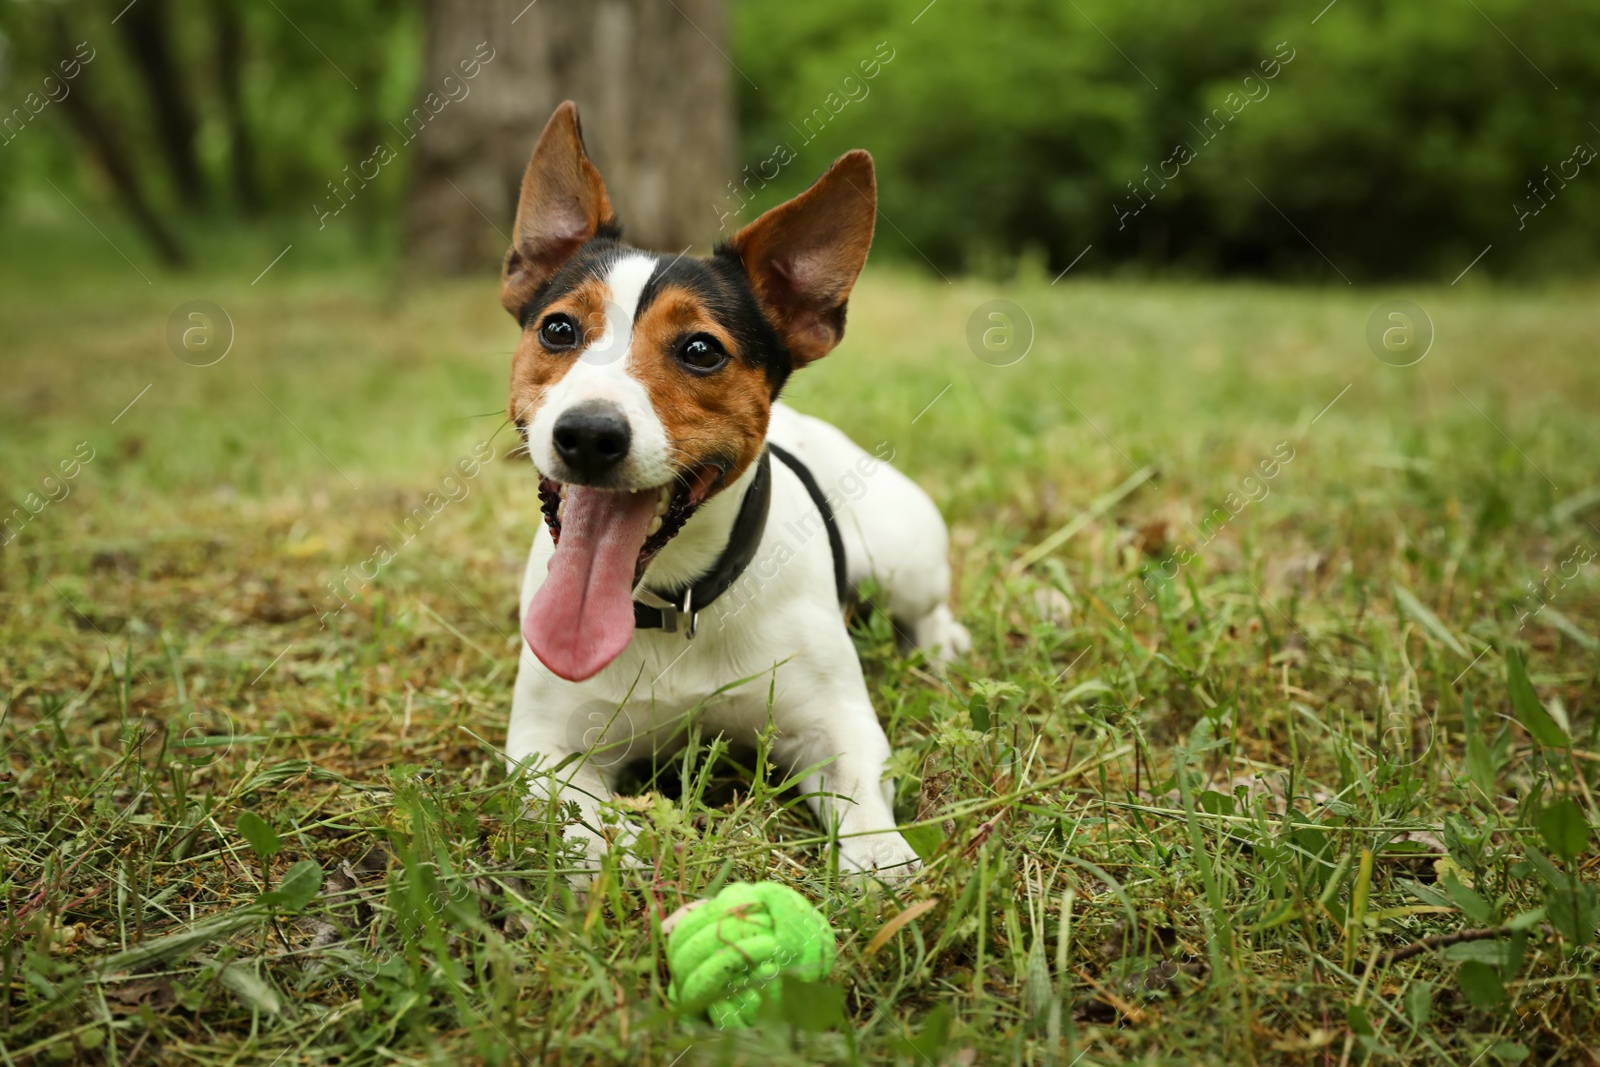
[
  {"x1": 118, "y1": 0, "x2": 205, "y2": 202},
  {"x1": 404, "y1": 0, "x2": 733, "y2": 273},
  {"x1": 214, "y1": 0, "x2": 259, "y2": 214},
  {"x1": 51, "y1": 15, "x2": 188, "y2": 266}
]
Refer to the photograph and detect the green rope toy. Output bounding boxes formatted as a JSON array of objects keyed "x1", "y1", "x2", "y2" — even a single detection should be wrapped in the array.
[{"x1": 665, "y1": 882, "x2": 837, "y2": 1028}]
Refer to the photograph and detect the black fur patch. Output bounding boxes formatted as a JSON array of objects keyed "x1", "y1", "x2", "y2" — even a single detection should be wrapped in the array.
[
  {"x1": 516, "y1": 223, "x2": 626, "y2": 330},
  {"x1": 640, "y1": 250, "x2": 793, "y2": 396},
  {"x1": 515, "y1": 232, "x2": 795, "y2": 397}
]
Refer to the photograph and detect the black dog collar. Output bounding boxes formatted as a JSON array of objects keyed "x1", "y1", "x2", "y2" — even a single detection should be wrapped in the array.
[
  {"x1": 632, "y1": 444, "x2": 850, "y2": 637},
  {"x1": 633, "y1": 449, "x2": 772, "y2": 636}
]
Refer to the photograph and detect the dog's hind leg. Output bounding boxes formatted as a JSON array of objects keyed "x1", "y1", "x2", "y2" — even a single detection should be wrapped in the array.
[
  {"x1": 841, "y1": 503, "x2": 970, "y2": 663},
  {"x1": 908, "y1": 602, "x2": 972, "y2": 663},
  {"x1": 855, "y1": 546, "x2": 970, "y2": 663},
  {"x1": 768, "y1": 404, "x2": 970, "y2": 662}
]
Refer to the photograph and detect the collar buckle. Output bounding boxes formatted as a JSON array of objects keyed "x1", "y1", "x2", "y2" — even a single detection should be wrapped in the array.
[
  {"x1": 659, "y1": 587, "x2": 697, "y2": 639},
  {"x1": 631, "y1": 449, "x2": 771, "y2": 635}
]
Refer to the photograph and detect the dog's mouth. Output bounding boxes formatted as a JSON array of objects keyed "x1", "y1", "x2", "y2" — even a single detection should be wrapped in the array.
[
  {"x1": 536, "y1": 464, "x2": 721, "y2": 580},
  {"x1": 523, "y1": 464, "x2": 722, "y2": 683}
]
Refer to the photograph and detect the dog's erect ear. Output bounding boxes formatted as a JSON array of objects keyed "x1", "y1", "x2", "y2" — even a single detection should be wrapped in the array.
[
  {"x1": 501, "y1": 101, "x2": 614, "y2": 317},
  {"x1": 729, "y1": 150, "x2": 876, "y2": 366}
]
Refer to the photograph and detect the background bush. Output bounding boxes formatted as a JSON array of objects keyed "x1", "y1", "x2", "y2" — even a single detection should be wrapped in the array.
[
  {"x1": 2, "y1": 0, "x2": 1597, "y2": 280},
  {"x1": 732, "y1": 0, "x2": 1600, "y2": 280}
]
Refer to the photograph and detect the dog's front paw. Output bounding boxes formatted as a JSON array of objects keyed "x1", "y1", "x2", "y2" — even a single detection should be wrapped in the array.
[
  {"x1": 839, "y1": 832, "x2": 922, "y2": 884},
  {"x1": 556, "y1": 826, "x2": 609, "y2": 885},
  {"x1": 916, "y1": 605, "x2": 972, "y2": 663},
  {"x1": 560, "y1": 818, "x2": 648, "y2": 887}
]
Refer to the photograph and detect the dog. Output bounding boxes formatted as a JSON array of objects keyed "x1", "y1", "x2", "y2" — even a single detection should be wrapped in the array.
[{"x1": 502, "y1": 101, "x2": 969, "y2": 880}]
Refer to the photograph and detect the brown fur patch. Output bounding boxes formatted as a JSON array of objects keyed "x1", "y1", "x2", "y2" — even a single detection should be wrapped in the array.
[
  {"x1": 506, "y1": 278, "x2": 611, "y2": 426},
  {"x1": 627, "y1": 284, "x2": 771, "y2": 489}
]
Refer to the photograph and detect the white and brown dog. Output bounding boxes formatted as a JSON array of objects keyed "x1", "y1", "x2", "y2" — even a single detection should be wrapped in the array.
[{"x1": 503, "y1": 102, "x2": 968, "y2": 879}]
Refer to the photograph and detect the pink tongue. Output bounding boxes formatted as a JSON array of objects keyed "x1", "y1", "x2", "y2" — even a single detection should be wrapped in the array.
[{"x1": 523, "y1": 486, "x2": 657, "y2": 681}]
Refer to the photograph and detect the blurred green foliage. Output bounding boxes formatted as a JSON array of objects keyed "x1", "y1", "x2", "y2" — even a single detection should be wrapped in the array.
[
  {"x1": 0, "y1": 0, "x2": 418, "y2": 247},
  {"x1": 2, "y1": 0, "x2": 1597, "y2": 280},
  {"x1": 734, "y1": 0, "x2": 1600, "y2": 280}
]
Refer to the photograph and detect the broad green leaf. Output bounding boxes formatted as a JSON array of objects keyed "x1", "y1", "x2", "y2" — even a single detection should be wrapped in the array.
[
  {"x1": 1443, "y1": 940, "x2": 1505, "y2": 966},
  {"x1": 1546, "y1": 882, "x2": 1598, "y2": 948},
  {"x1": 1492, "y1": 1042, "x2": 1530, "y2": 1064},
  {"x1": 1405, "y1": 981, "x2": 1432, "y2": 1027},
  {"x1": 1489, "y1": 725, "x2": 1515, "y2": 769},
  {"x1": 1442, "y1": 876, "x2": 1492, "y2": 924},
  {"x1": 1503, "y1": 930, "x2": 1529, "y2": 981},
  {"x1": 898, "y1": 1004, "x2": 953, "y2": 1062},
  {"x1": 967, "y1": 694, "x2": 991, "y2": 732},
  {"x1": 1536, "y1": 798, "x2": 1591, "y2": 863},
  {"x1": 1523, "y1": 846, "x2": 1565, "y2": 890},
  {"x1": 1464, "y1": 732, "x2": 1495, "y2": 799},
  {"x1": 1506, "y1": 649, "x2": 1567, "y2": 747},
  {"x1": 259, "y1": 859, "x2": 323, "y2": 912},
  {"x1": 768, "y1": 977, "x2": 847, "y2": 1032},
  {"x1": 1456, "y1": 960, "x2": 1505, "y2": 1010},
  {"x1": 1345, "y1": 1003, "x2": 1374, "y2": 1036},
  {"x1": 236, "y1": 811, "x2": 281, "y2": 859},
  {"x1": 1058, "y1": 679, "x2": 1114, "y2": 703},
  {"x1": 901, "y1": 823, "x2": 943, "y2": 863},
  {"x1": 1463, "y1": 692, "x2": 1495, "y2": 798}
]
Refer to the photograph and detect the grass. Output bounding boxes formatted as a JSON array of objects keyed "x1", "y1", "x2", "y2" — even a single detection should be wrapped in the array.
[{"x1": 2, "y1": 227, "x2": 1599, "y2": 1065}]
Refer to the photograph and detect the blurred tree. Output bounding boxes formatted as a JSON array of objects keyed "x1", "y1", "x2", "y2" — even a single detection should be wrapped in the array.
[
  {"x1": 2, "y1": 0, "x2": 1595, "y2": 281},
  {"x1": 117, "y1": 0, "x2": 203, "y2": 202},
  {"x1": 404, "y1": 0, "x2": 733, "y2": 272},
  {"x1": 0, "y1": 0, "x2": 422, "y2": 262},
  {"x1": 213, "y1": 0, "x2": 259, "y2": 214},
  {"x1": 43, "y1": 9, "x2": 188, "y2": 265}
]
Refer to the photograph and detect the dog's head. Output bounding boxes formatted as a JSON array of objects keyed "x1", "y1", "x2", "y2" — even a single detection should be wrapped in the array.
[{"x1": 505, "y1": 101, "x2": 875, "y2": 681}]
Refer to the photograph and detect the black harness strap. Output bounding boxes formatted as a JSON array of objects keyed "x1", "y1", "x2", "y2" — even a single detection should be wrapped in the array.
[
  {"x1": 631, "y1": 443, "x2": 850, "y2": 635},
  {"x1": 633, "y1": 449, "x2": 772, "y2": 633},
  {"x1": 768, "y1": 442, "x2": 849, "y2": 608}
]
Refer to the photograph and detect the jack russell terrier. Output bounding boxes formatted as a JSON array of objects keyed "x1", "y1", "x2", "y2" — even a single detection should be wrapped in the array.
[{"x1": 502, "y1": 102, "x2": 969, "y2": 880}]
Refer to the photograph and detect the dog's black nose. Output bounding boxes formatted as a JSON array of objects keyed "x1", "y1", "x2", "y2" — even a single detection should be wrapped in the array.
[{"x1": 552, "y1": 401, "x2": 632, "y2": 481}]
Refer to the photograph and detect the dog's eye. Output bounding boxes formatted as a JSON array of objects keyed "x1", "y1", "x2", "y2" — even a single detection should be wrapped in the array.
[
  {"x1": 539, "y1": 314, "x2": 579, "y2": 352},
  {"x1": 676, "y1": 334, "x2": 728, "y2": 373}
]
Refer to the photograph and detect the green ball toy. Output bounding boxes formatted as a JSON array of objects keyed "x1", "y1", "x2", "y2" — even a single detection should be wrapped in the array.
[{"x1": 666, "y1": 882, "x2": 837, "y2": 1028}]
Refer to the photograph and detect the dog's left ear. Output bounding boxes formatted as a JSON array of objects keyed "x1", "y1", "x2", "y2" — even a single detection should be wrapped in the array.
[
  {"x1": 729, "y1": 149, "x2": 876, "y2": 366},
  {"x1": 501, "y1": 101, "x2": 615, "y2": 318}
]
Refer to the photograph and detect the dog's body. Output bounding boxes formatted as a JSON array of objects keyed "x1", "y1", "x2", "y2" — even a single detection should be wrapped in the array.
[{"x1": 501, "y1": 103, "x2": 967, "y2": 878}]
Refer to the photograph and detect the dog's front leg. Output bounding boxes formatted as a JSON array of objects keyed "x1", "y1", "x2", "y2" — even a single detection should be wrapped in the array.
[
  {"x1": 772, "y1": 687, "x2": 921, "y2": 882},
  {"x1": 510, "y1": 744, "x2": 617, "y2": 873},
  {"x1": 506, "y1": 672, "x2": 631, "y2": 874}
]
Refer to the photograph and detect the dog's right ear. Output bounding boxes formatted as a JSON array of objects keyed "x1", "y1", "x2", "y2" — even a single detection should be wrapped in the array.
[
  {"x1": 501, "y1": 101, "x2": 614, "y2": 318},
  {"x1": 727, "y1": 150, "x2": 876, "y2": 367}
]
